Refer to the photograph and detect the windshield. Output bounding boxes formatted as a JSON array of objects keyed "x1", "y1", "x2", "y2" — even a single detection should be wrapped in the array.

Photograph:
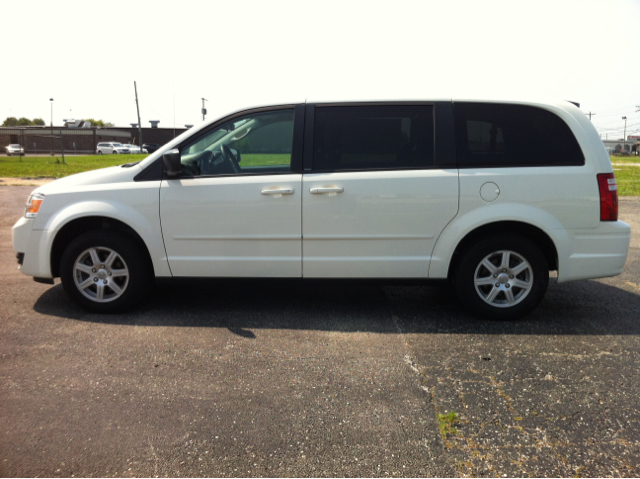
[
  {"x1": 113, "y1": 143, "x2": 123, "y2": 147},
  {"x1": 9, "y1": 144, "x2": 21, "y2": 148}
]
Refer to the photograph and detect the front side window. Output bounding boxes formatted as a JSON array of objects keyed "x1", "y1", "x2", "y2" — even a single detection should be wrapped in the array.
[
  {"x1": 179, "y1": 109, "x2": 294, "y2": 177},
  {"x1": 454, "y1": 103, "x2": 584, "y2": 167},
  {"x1": 313, "y1": 105, "x2": 434, "y2": 172}
]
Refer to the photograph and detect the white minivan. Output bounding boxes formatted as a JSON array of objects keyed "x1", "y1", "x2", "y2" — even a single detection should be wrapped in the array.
[
  {"x1": 96, "y1": 142, "x2": 130, "y2": 155},
  {"x1": 12, "y1": 99, "x2": 631, "y2": 319}
]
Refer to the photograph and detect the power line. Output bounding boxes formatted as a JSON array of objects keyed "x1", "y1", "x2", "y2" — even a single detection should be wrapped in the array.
[
  {"x1": 596, "y1": 121, "x2": 640, "y2": 130},
  {"x1": 591, "y1": 105, "x2": 637, "y2": 114},
  {"x1": 594, "y1": 120, "x2": 640, "y2": 129},
  {"x1": 591, "y1": 110, "x2": 638, "y2": 119}
]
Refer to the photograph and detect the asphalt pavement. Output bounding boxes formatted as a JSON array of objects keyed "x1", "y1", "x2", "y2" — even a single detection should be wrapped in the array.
[{"x1": 1, "y1": 186, "x2": 639, "y2": 477}]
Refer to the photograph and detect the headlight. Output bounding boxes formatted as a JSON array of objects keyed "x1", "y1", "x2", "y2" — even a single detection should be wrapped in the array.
[{"x1": 25, "y1": 193, "x2": 45, "y2": 218}]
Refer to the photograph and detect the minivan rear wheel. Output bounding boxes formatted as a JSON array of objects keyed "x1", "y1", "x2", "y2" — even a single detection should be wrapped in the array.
[
  {"x1": 60, "y1": 230, "x2": 152, "y2": 313},
  {"x1": 454, "y1": 235, "x2": 548, "y2": 320}
]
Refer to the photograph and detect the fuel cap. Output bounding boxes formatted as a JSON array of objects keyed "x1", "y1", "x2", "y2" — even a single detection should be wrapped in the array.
[{"x1": 480, "y1": 182, "x2": 500, "y2": 202}]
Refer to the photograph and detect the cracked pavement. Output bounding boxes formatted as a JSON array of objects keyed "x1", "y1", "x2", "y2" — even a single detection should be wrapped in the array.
[{"x1": 1, "y1": 187, "x2": 639, "y2": 477}]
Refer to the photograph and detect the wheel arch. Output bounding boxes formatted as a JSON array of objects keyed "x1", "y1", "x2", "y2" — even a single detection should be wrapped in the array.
[
  {"x1": 446, "y1": 221, "x2": 559, "y2": 281},
  {"x1": 51, "y1": 216, "x2": 154, "y2": 278}
]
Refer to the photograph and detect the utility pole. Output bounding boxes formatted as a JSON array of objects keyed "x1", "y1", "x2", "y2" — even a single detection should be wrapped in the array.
[
  {"x1": 134, "y1": 82, "x2": 142, "y2": 149},
  {"x1": 622, "y1": 116, "x2": 627, "y2": 152},
  {"x1": 586, "y1": 111, "x2": 596, "y2": 120},
  {"x1": 50, "y1": 98, "x2": 54, "y2": 156},
  {"x1": 201, "y1": 98, "x2": 208, "y2": 122},
  {"x1": 59, "y1": 127, "x2": 66, "y2": 164}
]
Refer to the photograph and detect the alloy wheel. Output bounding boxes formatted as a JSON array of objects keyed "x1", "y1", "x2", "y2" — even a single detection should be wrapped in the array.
[
  {"x1": 73, "y1": 246, "x2": 130, "y2": 302},
  {"x1": 473, "y1": 249, "x2": 533, "y2": 308}
]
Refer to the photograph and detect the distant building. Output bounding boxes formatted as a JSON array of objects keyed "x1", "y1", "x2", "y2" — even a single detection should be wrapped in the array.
[
  {"x1": 0, "y1": 125, "x2": 187, "y2": 154},
  {"x1": 602, "y1": 137, "x2": 640, "y2": 155}
]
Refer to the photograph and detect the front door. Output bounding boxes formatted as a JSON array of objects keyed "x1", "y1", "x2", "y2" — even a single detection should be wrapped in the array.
[{"x1": 160, "y1": 107, "x2": 302, "y2": 277}]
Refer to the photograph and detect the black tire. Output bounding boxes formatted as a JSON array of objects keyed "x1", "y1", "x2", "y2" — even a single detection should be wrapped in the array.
[
  {"x1": 98, "y1": 150, "x2": 102, "y2": 155},
  {"x1": 60, "y1": 230, "x2": 152, "y2": 313},
  {"x1": 454, "y1": 235, "x2": 549, "y2": 320}
]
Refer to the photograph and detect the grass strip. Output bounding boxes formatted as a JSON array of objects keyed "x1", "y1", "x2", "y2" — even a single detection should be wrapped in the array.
[
  {"x1": 613, "y1": 164, "x2": 640, "y2": 196},
  {"x1": 0, "y1": 155, "x2": 142, "y2": 178}
]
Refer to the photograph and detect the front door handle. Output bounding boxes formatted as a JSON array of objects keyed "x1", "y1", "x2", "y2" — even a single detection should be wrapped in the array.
[
  {"x1": 261, "y1": 188, "x2": 294, "y2": 195},
  {"x1": 310, "y1": 187, "x2": 344, "y2": 194}
]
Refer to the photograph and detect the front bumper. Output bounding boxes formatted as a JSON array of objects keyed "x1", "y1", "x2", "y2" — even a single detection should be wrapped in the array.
[{"x1": 12, "y1": 217, "x2": 52, "y2": 278}]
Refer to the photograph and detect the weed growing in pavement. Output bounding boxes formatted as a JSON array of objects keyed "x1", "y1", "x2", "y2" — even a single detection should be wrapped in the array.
[{"x1": 438, "y1": 411, "x2": 459, "y2": 437}]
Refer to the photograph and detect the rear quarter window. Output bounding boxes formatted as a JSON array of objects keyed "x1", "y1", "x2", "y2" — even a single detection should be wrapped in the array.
[{"x1": 454, "y1": 103, "x2": 585, "y2": 167}]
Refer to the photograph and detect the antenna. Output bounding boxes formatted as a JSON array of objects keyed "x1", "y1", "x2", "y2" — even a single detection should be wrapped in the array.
[{"x1": 134, "y1": 82, "x2": 143, "y2": 149}]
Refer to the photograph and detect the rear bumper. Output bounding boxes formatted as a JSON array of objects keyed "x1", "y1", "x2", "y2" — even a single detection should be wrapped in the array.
[{"x1": 558, "y1": 221, "x2": 631, "y2": 283}]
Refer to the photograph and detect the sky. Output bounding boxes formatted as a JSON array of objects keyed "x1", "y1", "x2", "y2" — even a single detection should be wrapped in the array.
[{"x1": 3, "y1": 0, "x2": 639, "y2": 140}]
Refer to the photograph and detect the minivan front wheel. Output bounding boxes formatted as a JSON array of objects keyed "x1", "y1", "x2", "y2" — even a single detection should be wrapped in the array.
[
  {"x1": 454, "y1": 235, "x2": 549, "y2": 320},
  {"x1": 60, "y1": 231, "x2": 151, "y2": 312}
]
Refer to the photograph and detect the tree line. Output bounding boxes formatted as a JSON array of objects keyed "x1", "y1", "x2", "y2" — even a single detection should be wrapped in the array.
[
  {"x1": 3, "y1": 117, "x2": 45, "y2": 126},
  {"x1": 2, "y1": 117, "x2": 114, "y2": 127}
]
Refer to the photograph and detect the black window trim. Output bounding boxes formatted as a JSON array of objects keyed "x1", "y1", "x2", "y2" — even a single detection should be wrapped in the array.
[{"x1": 303, "y1": 101, "x2": 456, "y2": 174}]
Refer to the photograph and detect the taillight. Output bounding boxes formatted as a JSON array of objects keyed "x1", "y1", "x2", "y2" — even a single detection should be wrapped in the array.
[{"x1": 597, "y1": 173, "x2": 618, "y2": 221}]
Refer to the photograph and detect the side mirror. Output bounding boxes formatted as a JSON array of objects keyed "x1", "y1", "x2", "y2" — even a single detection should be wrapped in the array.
[{"x1": 163, "y1": 148, "x2": 182, "y2": 177}]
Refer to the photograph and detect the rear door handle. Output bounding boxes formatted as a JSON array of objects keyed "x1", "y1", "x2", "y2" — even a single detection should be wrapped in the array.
[
  {"x1": 310, "y1": 187, "x2": 344, "y2": 194},
  {"x1": 261, "y1": 188, "x2": 294, "y2": 195}
]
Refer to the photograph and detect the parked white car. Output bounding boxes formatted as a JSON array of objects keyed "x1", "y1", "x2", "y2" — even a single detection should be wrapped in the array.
[
  {"x1": 12, "y1": 98, "x2": 631, "y2": 319},
  {"x1": 122, "y1": 144, "x2": 148, "y2": 154},
  {"x1": 5, "y1": 144, "x2": 24, "y2": 156},
  {"x1": 96, "y1": 142, "x2": 130, "y2": 155}
]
